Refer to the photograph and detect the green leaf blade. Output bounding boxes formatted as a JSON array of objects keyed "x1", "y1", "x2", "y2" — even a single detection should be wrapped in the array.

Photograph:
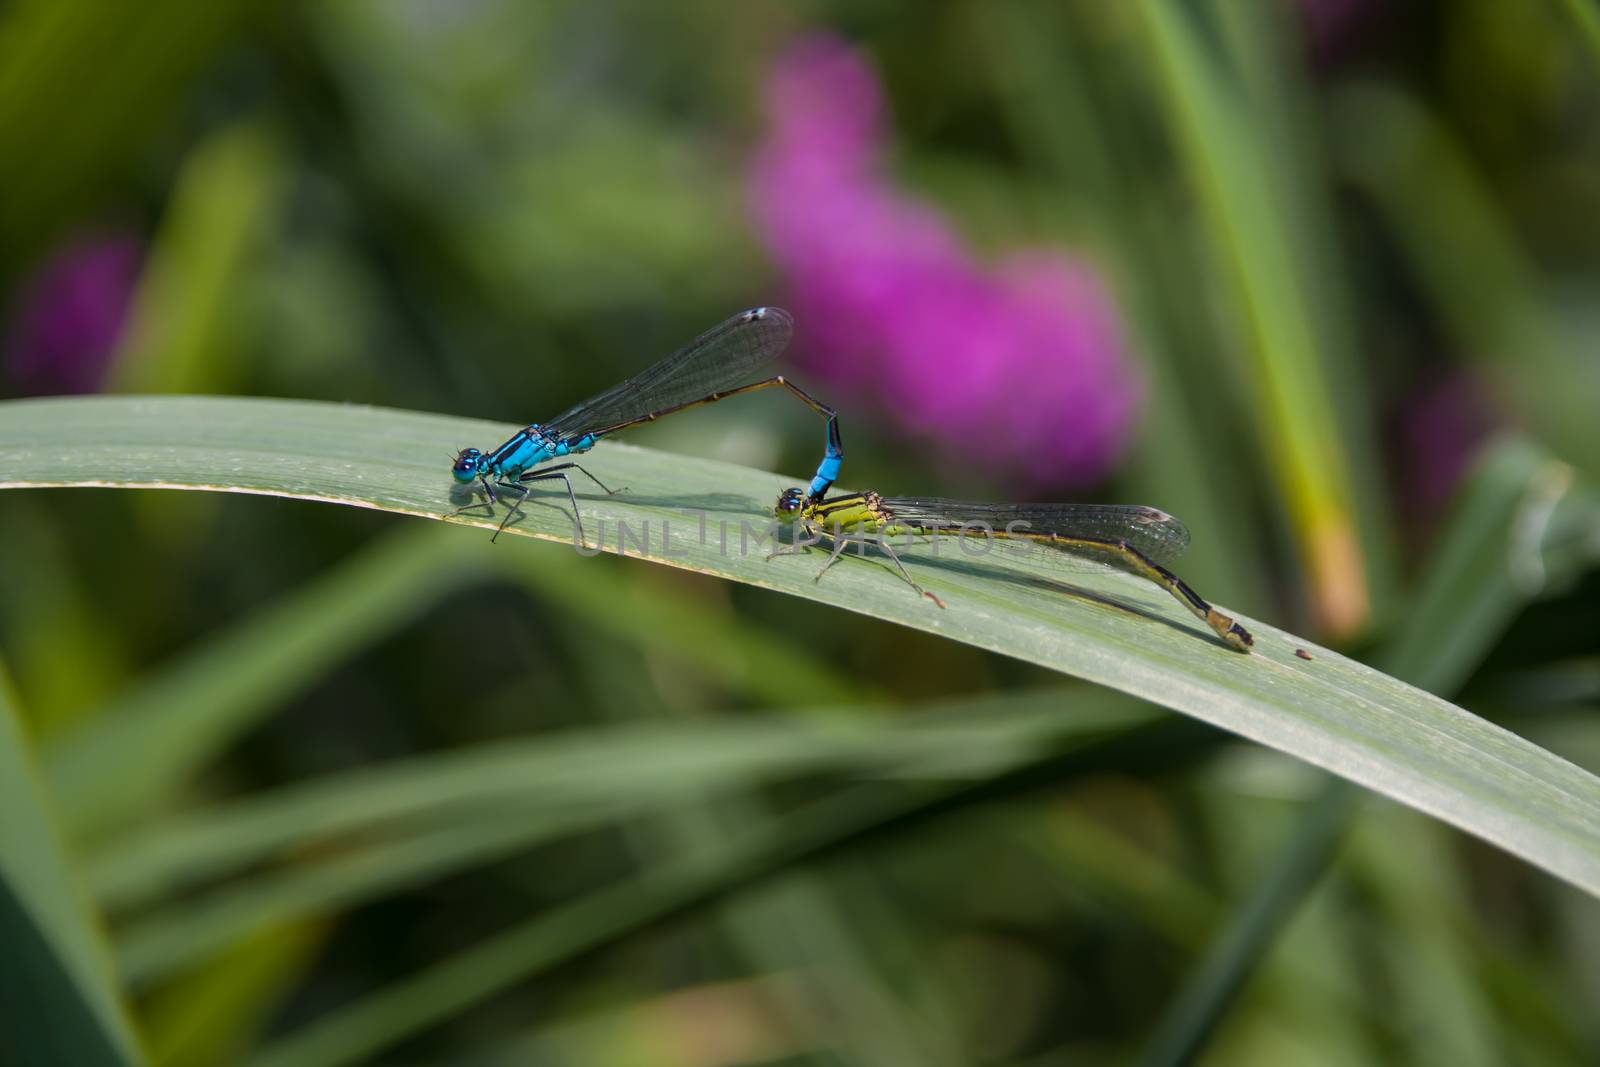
[{"x1": 3, "y1": 394, "x2": 1600, "y2": 896}]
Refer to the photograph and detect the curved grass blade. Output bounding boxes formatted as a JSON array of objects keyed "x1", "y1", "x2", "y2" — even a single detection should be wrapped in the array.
[{"x1": 3, "y1": 394, "x2": 1600, "y2": 901}]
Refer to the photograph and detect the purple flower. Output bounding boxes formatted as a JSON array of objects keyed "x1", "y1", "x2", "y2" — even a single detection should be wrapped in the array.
[
  {"x1": 1400, "y1": 370, "x2": 1496, "y2": 519},
  {"x1": 4, "y1": 234, "x2": 142, "y2": 396},
  {"x1": 748, "y1": 34, "x2": 1138, "y2": 489}
]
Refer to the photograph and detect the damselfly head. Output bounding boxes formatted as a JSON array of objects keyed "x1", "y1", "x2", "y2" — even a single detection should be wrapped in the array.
[
  {"x1": 451, "y1": 448, "x2": 483, "y2": 483},
  {"x1": 773, "y1": 487, "x2": 806, "y2": 523}
]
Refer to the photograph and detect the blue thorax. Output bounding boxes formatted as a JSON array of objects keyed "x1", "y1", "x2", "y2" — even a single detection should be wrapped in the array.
[{"x1": 484, "y1": 425, "x2": 600, "y2": 478}]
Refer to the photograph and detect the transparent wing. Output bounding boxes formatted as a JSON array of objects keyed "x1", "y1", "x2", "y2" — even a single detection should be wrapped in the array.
[
  {"x1": 878, "y1": 498, "x2": 1191, "y2": 565},
  {"x1": 541, "y1": 307, "x2": 794, "y2": 441}
]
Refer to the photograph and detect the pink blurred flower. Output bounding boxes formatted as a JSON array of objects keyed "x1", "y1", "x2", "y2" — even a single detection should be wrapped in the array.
[
  {"x1": 4, "y1": 234, "x2": 142, "y2": 395},
  {"x1": 1400, "y1": 370, "x2": 1497, "y2": 518},
  {"x1": 748, "y1": 34, "x2": 1138, "y2": 489}
]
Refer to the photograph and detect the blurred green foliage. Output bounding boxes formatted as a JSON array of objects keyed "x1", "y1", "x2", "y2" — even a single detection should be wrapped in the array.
[{"x1": 2, "y1": 1, "x2": 1599, "y2": 1065}]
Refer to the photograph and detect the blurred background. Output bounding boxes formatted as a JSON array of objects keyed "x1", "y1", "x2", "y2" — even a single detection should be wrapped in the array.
[{"x1": 2, "y1": 1, "x2": 1600, "y2": 1064}]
